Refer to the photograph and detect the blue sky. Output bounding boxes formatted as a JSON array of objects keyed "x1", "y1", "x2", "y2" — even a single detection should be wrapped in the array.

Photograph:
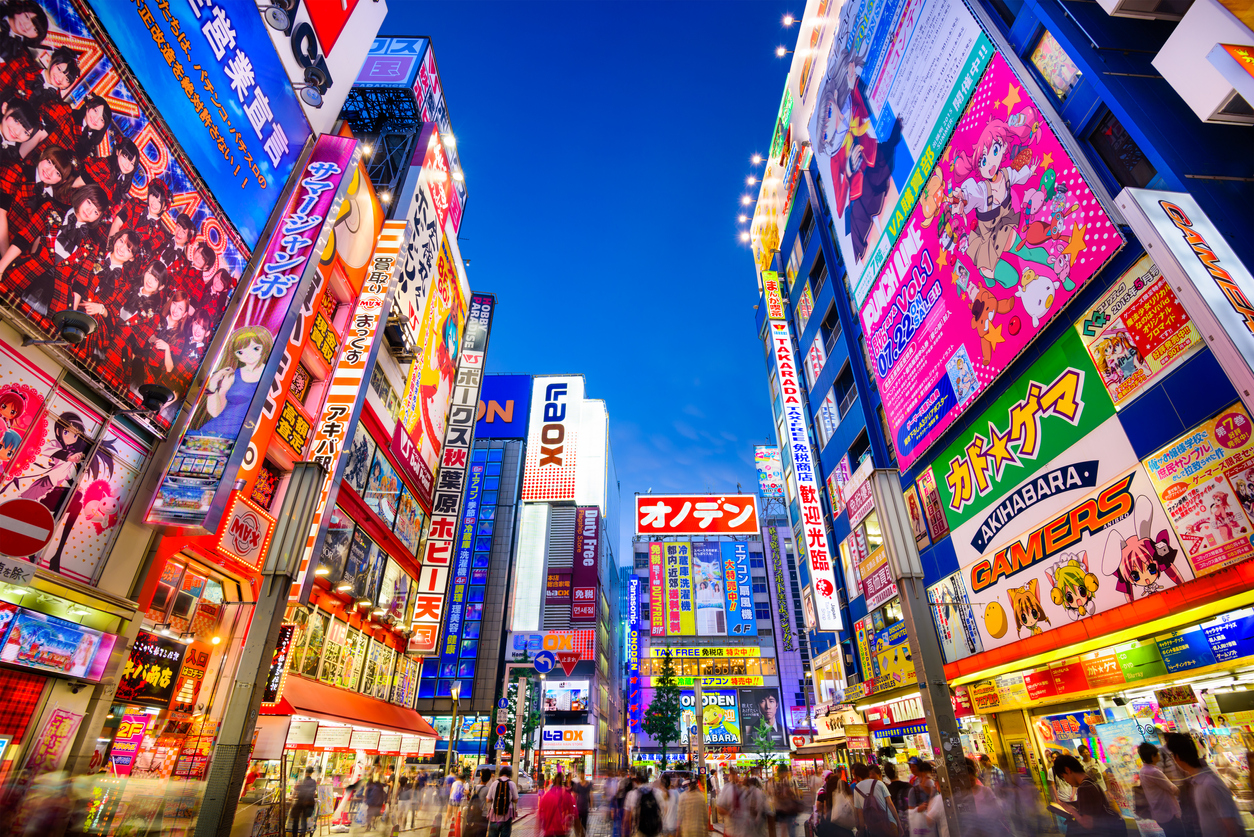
[{"x1": 383, "y1": 2, "x2": 793, "y2": 561}]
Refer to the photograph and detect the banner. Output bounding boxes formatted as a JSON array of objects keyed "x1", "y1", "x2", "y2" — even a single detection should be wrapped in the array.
[
  {"x1": 927, "y1": 572, "x2": 984, "y2": 664},
  {"x1": 662, "y1": 541, "x2": 695, "y2": 635},
  {"x1": 765, "y1": 527, "x2": 794, "y2": 649},
  {"x1": 692, "y1": 542, "x2": 727, "y2": 636},
  {"x1": 147, "y1": 136, "x2": 358, "y2": 528},
  {"x1": 739, "y1": 688, "x2": 788, "y2": 749},
  {"x1": 809, "y1": 0, "x2": 994, "y2": 309},
  {"x1": 649, "y1": 543, "x2": 665, "y2": 638},
  {"x1": 1074, "y1": 255, "x2": 1203, "y2": 409},
  {"x1": 827, "y1": 454, "x2": 852, "y2": 518},
  {"x1": 24, "y1": 707, "x2": 81, "y2": 773},
  {"x1": 1144, "y1": 404, "x2": 1254, "y2": 576},
  {"x1": 635, "y1": 495, "x2": 760, "y2": 535},
  {"x1": 755, "y1": 447, "x2": 785, "y2": 499},
  {"x1": 859, "y1": 53, "x2": 1123, "y2": 469},
  {"x1": 721, "y1": 542, "x2": 756, "y2": 637},
  {"x1": 571, "y1": 507, "x2": 600, "y2": 624}
]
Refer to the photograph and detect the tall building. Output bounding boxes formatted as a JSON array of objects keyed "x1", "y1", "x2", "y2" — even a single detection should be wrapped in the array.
[{"x1": 748, "y1": 0, "x2": 1254, "y2": 803}]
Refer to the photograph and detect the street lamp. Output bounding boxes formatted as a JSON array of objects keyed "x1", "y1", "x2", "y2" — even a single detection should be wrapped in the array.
[{"x1": 444, "y1": 682, "x2": 462, "y2": 778}]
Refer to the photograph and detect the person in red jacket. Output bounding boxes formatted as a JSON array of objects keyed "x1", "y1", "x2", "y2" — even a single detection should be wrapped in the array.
[{"x1": 538, "y1": 772, "x2": 576, "y2": 837}]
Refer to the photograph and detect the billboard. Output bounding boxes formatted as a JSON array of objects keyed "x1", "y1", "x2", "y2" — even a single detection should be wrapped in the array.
[
  {"x1": 521, "y1": 376, "x2": 584, "y2": 501},
  {"x1": 543, "y1": 679, "x2": 590, "y2": 712},
  {"x1": 755, "y1": 447, "x2": 785, "y2": 499},
  {"x1": 408, "y1": 294, "x2": 494, "y2": 654},
  {"x1": 739, "y1": 688, "x2": 788, "y2": 749},
  {"x1": 0, "y1": 0, "x2": 250, "y2": 422},
  {"x1": 649, "y1": 543, "x2": 665, "y2": 638},
  {"x1": 809, "y1": 0, "x2": 993, "y2": 308},
  {"x1": 355, "y1": 37, "x2": 428, "y2": 89},
  {"x1": 768, "y1": 319, "x2": 841, "y2": 631},
  {"x1": 692, "y1": 542, "x2": 727, "y2": 636},
  {"x1": 1073, "y1": 255, "x2": 1203, "y2": 409},
  {"x1": 826, "y1": 454, "x2": 852, "y2": 519},
  {"x1": 928, "y1": 572, "x2": 984, "y2": 664},
  {"x1": 477, "y1": 375, "x2": 531, "y2": 439},
  {"x1": 765, "y1": 527, "x2": 796, "y2": 649},
  {"x1": 628, "y1": 574, "x2": 642, "y2": 732},
  {"x1": 859, "y1": 53, "x2": 1124, "y2": 468},
  {"x1": 662, "y1": 541, "x2": 695, "y2": 636},
  {"x1": 1144, "y1": 404, "x2": 1254, "y2": 576},
  {"x1": 413, "y1": 44, "x2": 468, "y2": 233},
  {"x1": 721, "y1": 542, "x2": 757, "y2": 638},
  {"x1": 388, "y1": 156, "x2": 440, "y2": 359},
  {"x1": 679, "y1": 690, "x2": 740, "y2": 746},
  {"x1": 635, "y1": 494, "x2": 760, "y2": 535},
  {"x1": 92, "y1": 0, "x2": 312, "y2": 248},
  {"x1": 571, "y1": 507, "x2": 600, "y2": 624},
  {"x1": 147, "y1": 136, "x2": 359, "y2": 529}
]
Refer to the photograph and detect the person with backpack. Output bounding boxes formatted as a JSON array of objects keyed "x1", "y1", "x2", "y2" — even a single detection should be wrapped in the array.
[
  {"x1": 485, "y1": 766, "x2": 520, "y2": 837},
  {"x1": 851, "y1": 763, "x2": 900, "y2": 837},
  {"x1": 363, "y1": 772, "x2": 389, "y2": 834},
  {"x1": 290, "y1": 767, "x2": 318, "y2": 837},
  {"x1": 628, "y1": 770, "x2": 666, "y2": 837},
  {"x1": 768, "y1": 764, "x2": 804, "y2": 837},
  {"x1": 1052, "y1": 754, "x2": 1123, "y2": 837}
]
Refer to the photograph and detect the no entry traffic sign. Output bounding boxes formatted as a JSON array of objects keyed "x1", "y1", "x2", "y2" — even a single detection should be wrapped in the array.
[{"x1": 0, "y1": 498, "x2": 55, "y2": 558}]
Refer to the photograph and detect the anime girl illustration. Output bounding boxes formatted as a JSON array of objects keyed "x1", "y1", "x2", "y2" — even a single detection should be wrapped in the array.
[
  {"x1": 0, "y1": 387, "x2": 25, "y2": 433},
  {"x1": 946, "y1": 346, "x2": 979, "y2": 402},
  {"x1": 1007, "y1": 578, "x2": 1051, "y2": 637},
  {"x1": 1102, "y1": 494, "x2": 1187, "y2": 604},
  {"x1": 418, "y1": 316, "x2": 459, "y2": 470},
  {"x1": 0, "y1": 427, "x2": 19, "y2": 466},
  {"x1": 1094, "y1": 331, "x2": 1146, "y2": 389},
  {"x1": 10, "y1": 410, "x2": 89, "y2": 514},
  {"x1": 191, "y1": 325, "x2": 273, "y2": 437},
  {"x1": 1046, "y1": 551, "x2": 1100, "y2": 621},
  {"x1": 954, "y1": 261, "x2": 1015, "y2": 363},
  {"x1": 812, "y1": 40, "x2": 897, "y2": 263},
  {"x1": 1210, "y1": 492, "x2": 1247, "y2": 541},
  {"x1": 45, "y1": 439, "x2": 118, "y2": 574}
]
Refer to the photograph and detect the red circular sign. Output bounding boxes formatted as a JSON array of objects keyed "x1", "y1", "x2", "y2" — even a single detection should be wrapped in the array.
[{"x1": 0, "y1": 498, "x2": 56, "y2": 557}]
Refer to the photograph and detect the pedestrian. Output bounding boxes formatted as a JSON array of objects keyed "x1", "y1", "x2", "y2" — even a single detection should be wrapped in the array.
[
  {"x1": 740, "y1": 777, "x2": 774, "y2": 837},
  {"x1": 485, "y1": 766, "x2": 520, "y2": 837},
  {"x1": 977, "y1": 756, "x2": 1005, "y2": 794},
  {"x1": 290, "y1": 767, "x2": 318, "y2": 837},
  {"x1": 767, "y1": 764, "x2": 803, "y2": 837},
  {"x1": 573, "y1": 770, "x2": 593, "y2": 837},
  {"x1": 883, "y1": 763, "x2": 911, "y2": 821},
  {"x1": 1165, "y1": 731, "x2": 1242, "y2": 837},
  {"x1": 907, "y1": 762, "x2": 938, "y2": 837},
  {"x1": 364, "y1": 772, "x2": 389, "y2": 834},
  {"x1": 627, "y1": 770, "x2": 665, "y2": 837},
  {"x1": 1136, "y1": 742, "x2": 1183, "y2": 837},
  {"x1": 1051, "y1": 753, "x2": 1122, "y2": 837},
  {"x1": 615, "y1": 773, "x2": 636, "y2": 837},
  {"x1": 817, "y1": 773, "x2": 855, "y2": 837},
  {"x1": 463, "y1": 768, "x2": 494, "y2": 837},
  {"x1": 679, "y1": 778, "x2": 708, "y2": 837},
  {"x1": 1077, "y1": 745, "x2": 1107, "y2": 793},
  {"x1": 661, "y1": 775, "x2": 680, "y2": 837},
  {"x1": 851, "y1": 763, "x2": 899, "y2": 837},
  {"x1": 539, "y1": 772, "x2": 576, "y2": 837}
]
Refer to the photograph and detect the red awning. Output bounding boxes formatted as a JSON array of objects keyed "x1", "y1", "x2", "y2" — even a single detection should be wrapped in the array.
[{"x1": 261, "y1": 675, "x2": 438, "y2": 737}]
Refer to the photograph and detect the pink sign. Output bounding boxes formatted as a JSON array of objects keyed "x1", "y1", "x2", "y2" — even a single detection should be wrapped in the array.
[
  {"x1": 858, "y1": 53, "x2": 1122, "y2": 468},
  {"x1": 24, "y1": 707, "x2": 82, "y2": 773},
  {"x1": 109, "y1": 714, "x2": 151, "y2": 776}
]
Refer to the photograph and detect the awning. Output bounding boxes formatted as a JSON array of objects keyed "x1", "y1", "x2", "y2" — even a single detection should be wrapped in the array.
[
  {"x1": 260, "y1": 675, "x2": 438, "y2": 737},
  {"x1": 792, "y1": 739, "x2": 845, "y2": 756}
]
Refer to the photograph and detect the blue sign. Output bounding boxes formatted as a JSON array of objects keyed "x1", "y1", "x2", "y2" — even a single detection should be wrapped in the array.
[
  {"x1": 91, "y1": 0, "x2": 313, "y2": 248},
  {"x1": 494, "y1": 739, "x2": 506, "y2": 750},
  {"x1": 1202, "y1": 610, "x2": 1254, "y2": 663},
  {"x1": 498, "y1": 698, "x2": 510, "y2": 709},
  {"x1": 476, "y1": 375, "x2": 532, "y2": 439},
  {"x1": 534, "y1": 650, "x2": 557, "y2": 674},
  {"x1": 355, "y1": 38, "x2": 428, "y2": 89},
  {"x1": 721, "y1": 543, "x2": 756, "y2": 637},
  {"x1": 1157, "y1": 625, "x2": 1218, "y2": 673}
]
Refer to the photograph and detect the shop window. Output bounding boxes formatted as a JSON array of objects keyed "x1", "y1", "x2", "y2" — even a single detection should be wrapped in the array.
[
  {"x1": 344, "y1": 424, "x2": 377, "y2": 494},
  {"x1": 251, "y1": 459, "x2": 282, "y2": 510},
  {"x1": 318, "y1": 507, "x2": 354, "y2": 581},
  {"x1": 761, "y1": 658, "x2": 777, "y2": 675},
  {"x1": 1089, "y1": 110, "x2": 1161, "y2": 189},
  {"x1": 786, "y1": 237, "x2": 803, "y2": 287},
  {"x1": 752, "y1": 581, "x2": 769, "y2": 594},
  {"x1": 298, "y1": 609, "x2": 330, "y2": 678},
  {"x1": 146, "y1": 561, "x2": 228, "y2": 640},
  {"x1": 1030, "y1": 29, "x2": 1082, "y2": 100},
  {"x1": 369, "y1": 364, "x2": 401, "y2": 426},
  {"x1": 816, "y1": 387, "x2": 841, "y2": 448},
  {"x1": 339, "y1": 628, "x2": 367, "y2": 690},
  {"x1": 810, "y1": 255, "x2": 829, "y2": 297},
  {"x1": 394, "y1": 487, "x2": 424, "y2": 556},
  {"x1": 319, "y1": 618, "x2": 348, "y2": 684},
  {"x1": 799, "y1": 207, "x2": 815, "y2": 251},
  {"x1": 364, "y1": 449, "x2": 402, "y2": 528},
  {"x1": 750, "y1": 558, "x2": 766, "y2": 569}
]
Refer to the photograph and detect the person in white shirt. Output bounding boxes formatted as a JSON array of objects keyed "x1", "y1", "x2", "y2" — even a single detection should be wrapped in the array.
[{"x1": 1137, "y1": 742, "x2": 1183, "y2": 837}]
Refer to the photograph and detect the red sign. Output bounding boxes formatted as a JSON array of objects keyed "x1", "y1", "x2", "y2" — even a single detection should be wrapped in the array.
[
  {"x1": 634, "y1": 495, "x2": 761, "y2": 535},
  {"x1": 0, "y1": 498, "x2": 55, "y2": 557},
  {"x1": 216, "y1": 494, "x2": 275, "y2": 570},
  {"x1": 557, "y1": 651, "x2": 579, "y2": 677},
  {"x1": 951, "y1": 686, "x2": 974, "y2": 718},
  {"x1": 1024, "y1": 669, "x2": 1059, "y2": 701},
  {"x1": 1051, "y1": 661, "x2": 1089, "y2": 694}
]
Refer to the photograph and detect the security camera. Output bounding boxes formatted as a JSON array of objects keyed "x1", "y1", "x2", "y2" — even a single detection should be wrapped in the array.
[
  {"x1": 23, "y1": 310, "x2": 97, "y2": 347},
  {"x1": 138, "y1": 384, "x2": 175, "y2": 413}
]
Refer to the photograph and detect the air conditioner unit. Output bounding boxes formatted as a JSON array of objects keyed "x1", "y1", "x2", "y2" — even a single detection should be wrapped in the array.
[
  {"x1": 1097, "y1": 0, "x2": 1193, "y2": 20},
  {"x1": 1153, "y1": 0, "x2": 1254, "y2": 124}
]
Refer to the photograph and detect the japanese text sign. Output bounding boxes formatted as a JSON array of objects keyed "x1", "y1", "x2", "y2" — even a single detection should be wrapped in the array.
[
  {"x1": 571, "y1": 507, "x2": 600, "y2": 624},
  {"x1": 109, "y1": 714, "x2": 150, "y2": 776},
  {"x1": 763, "y1": 271, "x2": 786, "y2": 321},
  {"x1": 24, "y1": 707, "x2": 81, "y2": 774},
  {"x1": 663, "y1": 542, "x2": 695, "y2": 636},
  {"x1": 765, "y1": 528, "x2": 793, "y2": 647},
  {"x1": 721, "y1": 542, "x2": 757, "y2": 638},
  {"x1": 649, "y1": 543, "x2": 665, "y2": 638},
  {"x1": 115, "y1": 630, "x2": 188, "y2": 707},
  {"x1": 635, "y1": 495, "x2": 760, "y2": 535}
]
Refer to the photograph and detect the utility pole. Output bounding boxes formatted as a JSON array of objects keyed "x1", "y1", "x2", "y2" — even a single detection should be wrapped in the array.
[
  {"x1": 693, "y1": 676, "x2": 705, "y2": 775},
  {"x1": 868, "y1": 469, "x2": 971, "y2": 837},
  {"x1": 194, "y1": 462, "x2": 325, "y2": 837}
]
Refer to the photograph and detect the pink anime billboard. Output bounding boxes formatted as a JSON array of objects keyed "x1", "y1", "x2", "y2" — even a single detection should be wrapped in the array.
[{"x1": 859, "y1": 53, "x2": 1123, "y2": 468}]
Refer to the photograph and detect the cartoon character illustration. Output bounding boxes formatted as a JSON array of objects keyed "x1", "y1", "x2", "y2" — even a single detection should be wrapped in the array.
[
  {"x1": 45, "y1": 438, "x2": 118, "y2": 574},
  {"x1": 12, "y1": 410, "x2": 90, "y2": 514},
  {"x1": 0, "y1": 389, "x2": 25, "y2": 433},
  {"x1": 955, "y1": 261, "x2": 1014, "y2": 363},
  {"x1": 1094, "y1": 331, "x2": 1145, "y2": 388},
  {"x1": 1016, "y1": 267, "x2": 1061, "y2": 328},
  {"x1": 1210, "y1": 491, "x2": 1247, "y2": 541},
  {"x1": 191, "y1": 325, "x2": 274, "y2": 437},
  {"x1": 813, "y1": 40, "x2": 898, "y2": 262},
  {"x1": 1007, "y1": 578, "x2": 1051, "y2": 637},
  {"x1": 1234, "y1": 474, "x2": 1254, "y2": 519},
  {"x1": 984, "y1": 600, "x2": 1008, "y2": 639},
  {"x1": 0, "y1": 428, "x2": 19, "y2": 465},
  {"x1": 1046, "y1": 551, "x2": 1099, "y2": 621},
  {"x1": 952, "y1": 108, "x2": 1043, "y2": 284},
  {"x1": 947, "y1": 347, "x2": 979, "y2": 402},
  {"x1": 1102, "y1": 495, "x2": 1187, "y2": 604}
]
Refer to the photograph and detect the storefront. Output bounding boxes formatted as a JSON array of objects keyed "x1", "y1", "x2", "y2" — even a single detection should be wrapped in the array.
[{"x1": 540, "y1": 724, "x2": 597, "y2": 777}]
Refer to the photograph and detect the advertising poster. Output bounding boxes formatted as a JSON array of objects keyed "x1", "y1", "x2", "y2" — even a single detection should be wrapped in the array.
[
  {"x1": 960, "y1": 466, "x2": 1191, "y2": 654},
  {"x1": 109, "y1": 714, "x2": 151, "y2": 776},
  {"x1": 90, "y1": 0, "x2": 312, "y2": 248},
  {"x1": 854, "y1": 617, "x2": 876, "y2": 683},
  {"x1": 571, "y1": 507, "x2": 600, "y2": 624},
  {"x1": 869, "y1": 620, "x2": 915, "y2": 687},
  {"x1": 904, "y1": 485, "x2": 930, "y2": 549},
  {"x1": 739, "y1": 688, "x2": 788, "y2": 749},
  {"x1": 827, "y1": 453, "x2": 852, "y2": 518},
  {"x1": 0, "y1": 608, "x2": 102, "y2": 677},
  {"x1": 859, "y1": 547, "x2": 897, "y2": 611},
  {"x1": 859, "y1": 53, "x2": 1123, "y2": 468},
  {"x1": 1074, "y1": 255, "x2": 1203, "y2": 408},
  {"x1": 755, "y1": 446, "x2": 786, "y2": 499},
  {"x1": 397, "y1": 232, "x2": 470, "y2": 511},
  {"x1": 441, "y1": 462, "x2": 484, "y2": 664},
  {"x1": 765, "y1": 526, "x2": 795, "y2": 650},
  {"x1": 678, "y1": 690, "x2": 741, "y2": 746},
  {"x1": 662, "y1": 542, "x2": 696, "y2": 636},
  {"x1": 721, "y1": 542, "x2": 756, "y2": 637},
  {"x1": 148, "y1": 136, "x2": 358, "y2": 527},
  {"x1": 809, "y1": 0, "x2": 994, "y2": 308},
  {"x1": 24, "y1": 707, "x2": 81, "y2": 774},
  {"x1": 1093, "y1": 720, "x2": 1153, "y2": 817},
  {"x1": 0, "y1": 1, "x2": 250, "y2": 423},
  {"x1": 692, "y1": 542, "x2": 727, "y2": 636},
  {"x1": 934, "y1": 331, "x2": 1133, "y2": 556},
  {"x1": 649, "y1": 543, "x2": 665, "y2": 638},
  {"x1": 927, "y1": 572, "x2": 984, "y2": 663},
  {"x1": 916, "y1": 468, "x2": 950, "y2": 540},
  {"x1": 635, "y1": 495, "x2": 760, "y2": 535},
  {"x1": 1144, "y1": 404, "x2": 1254, "y2": 576},
  {"x1": 115, "y1": 630, "x2": 188, "y2": 707},
  {"x1": 545, "y1": 571, "x2": 572, "y2": 607},
  {"x1": 543, "y1": 680, "x2": 589, "y2": 712}
]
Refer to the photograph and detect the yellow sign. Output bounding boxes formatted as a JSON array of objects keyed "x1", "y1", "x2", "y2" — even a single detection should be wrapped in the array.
[
  {"x1": 670, "y1": 676, "x2": 765, "y2": 687},
  {"x1": 650, "y1": 647, "x2": 761, "y2": 658},
  {"x1": 763, "y1": 271, "x2": 786, "y2": 321}
]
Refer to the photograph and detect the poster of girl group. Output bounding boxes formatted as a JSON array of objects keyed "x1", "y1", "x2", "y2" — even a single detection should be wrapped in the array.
[
  {"x1": 0, "y1": 337, "x2": 147, "y2": 584},
  {"x1": 859, "y1": 53, "x2": 1123, "y2": 468},
  {"x1": 0, "y1": 0, "x2": 248, "y2": 424}
]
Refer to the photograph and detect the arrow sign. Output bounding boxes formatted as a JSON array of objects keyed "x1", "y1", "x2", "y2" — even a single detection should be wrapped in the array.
[
  {"x1": 533, "y1": 650, "x2": 556, "y2": 674},
  {"x1": 556, "y1": 651, "x2": 579, "y2": 676}
]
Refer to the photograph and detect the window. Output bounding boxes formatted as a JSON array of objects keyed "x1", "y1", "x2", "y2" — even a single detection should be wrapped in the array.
[
  {"x1": 810, "y1": 254, "x2": 828, "y2": 297},
  {"x1": 755, "y1": 604, "x2": 773, "y2": 622},
  {"x1": 804, "y1": 334, "x2": 827, "y2": 389},
  {"x1": 1030, "y1": 30, "x2": 1082, "y2": 100},
  {"x1": 816, "y1": 387, "x2": 841, "y2": 448},
  {"x1": 752, "y1": 581, "x2": 769, "y2": 594},
  {"x1": 834, "y1": 364, "x2": 858, "y2": 418},
  {"x1": 1089, "y1": 110, "x2": 1160, "y2": 189},
  {"x1": 635, "y1": 553, "x2": 648, "y2": 569},
  {"x1": 800, "y1": 207, "x2": 815, "y2": 250},
  {"x1": 822, "y1": 304, "x2": 842, "y2": 358},
  {"x1": 786, "y1": 237, "x2": 804, "y2": 287},
  {"x1": 858, "y1": 334, "x2": 877, "y2": 392},
  {"x1": 988, "y1": 0, "x2": 1024, "y2": 27},
  {"x1": 750, "y1": 557, "x2": 766, "y2": 569}
]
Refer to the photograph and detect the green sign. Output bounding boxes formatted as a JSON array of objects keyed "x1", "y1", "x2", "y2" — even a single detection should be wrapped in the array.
[
  {"x1": 929, "y1": 329, "x2": 1115, "y2": 532},
  {"x1": 1116, "y1": 641, "x2": 1168, "y2": 684},
  {"x1": 770, "y1": 87, "x2": 793, "y2": 161}
]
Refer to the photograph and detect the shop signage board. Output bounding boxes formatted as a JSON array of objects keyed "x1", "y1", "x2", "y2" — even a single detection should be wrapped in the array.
[
  {"x1": 927, "y1": 572, "x2": 984, "y2": 664},
  {"x1": 476, "y1": 375, "x2": 532, "y2": 440},
  {"x1": 844, "y1": 458, "x2": 875, "y2": 527},
  {"x1": 521, "y1": 376, "x2": 583, "y2": 501},
  {"x1": 571, "y1": 507, "x2": 600, "y2": 624},
  {"x1": 170, "y1": 641, "x2": 212, "y2": 714},
  {"x1": 672, "y1": 676, "x2": 766, "y2": 688},
  {"x1": 649, "y1": 543, "x2": 665, "y2": 638},
  {"x1": 0, "y1": 608, "x2": 103, "y2": 678},
  {"x1": 827, "y1": 455, "x2": 851, "y2": 519},
  {"x1": 692, "y1": 542, "x2": 727, "y2": 636},
  {"x1": 858, "y1": 53, "x2": 1123, "y2": 469},
  {"x1": 507, "y1": 630, "x2": 596, "y2": 659},
  {"x1": 1143, "y1": 404, "x2": 1254, "y2": 576},
  {"x1": 545, "y1": 572, "x2": 572, "y2": 606},
  {"x1": 148, "y1": 136, "x2": 359, "y2": 529},
  {"x1": 904, "y1": 485, "x2": 931, "y2": 550},
  {"x1": 916, "y1": 469, "x2": 950, "y2": 541},
  {"x1": 261, "y1": 624, "x2": 296, "y2": 706},
  {"x1": 413, "y1": 46, "x2": 468, "y2": 232},
  {"x1": 377, "y1": 734, "x2": 402, "y2": 755},
  {"x1": 91, "y1": 0, "x2": 312, "y2": 248},
  {"x1": 1155, "y1": 624, "x2": 1218, "y2": 673},
  {"x1": 0, "y1": 556, "x2": 34, "y2": 587},
  {"x1": 755, "y1": 447, "x2": 785, "y2": 499},
  {"x1": 662, "y1": 542, "x2": 695, "y2": 636},
  {"x1": 314, "y1": 726, "x2": 353, "y2": 751},
  {"x1": 858, "y1": 547, "x2": 896, "y2": 611},
  {"x1": 216, "y1": 494, "x2": 275, "y2": 570},
  {"x1": 287, "y1": 721, "x2": 318, "y2": 748},
  {"x1": 1073, "y1": 255, "x2": 1203, "y2": 408},
  {"x1": 350, "y1": 729, "x2": 381, "y2": 751},
  {"x1": 635, "y1": 495, "x2": 761, "y2": 535},
  {"x1": 109, "y1": 714, "x2": 151, "y2": 776},
  {"x1": 764, "y1": 528, "x2": 792, "y2": 648},
  {"x1": 115, "y1": 631, "x2": 187, "y2": 707},
  {"x1": 541, "y1": 724, "x2": 596, "y2": 751},
  {"x1": 628, "y1": 574, "x2": 642, "y2": 732},
  {"x1": 650, "y1": 647, "x2": 762, "y2": 658},
  {"x1": 762, "y1": 272, "x2": 786, "y2": 320}
]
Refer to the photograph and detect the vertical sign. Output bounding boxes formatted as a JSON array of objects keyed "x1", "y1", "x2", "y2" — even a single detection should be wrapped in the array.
[
  {"x1": 649, "y1": 543, "x2": 665, "y2": 638},
  {"x1": 721, "y1": 542, "x2": 757, "y2": 637},
  {"x1": 262, "y1": 623, "x2": 296, "y2": 705},
  {"x1": 766, "y1": 527, "x2": 795, "y2": 650},
  {"x1": 521, "y1": 376, "x2": 584, "y2": 501},
  {"x1": 628, "y1": 574, "x2": 642, "y2": 731},
  {"x1": 692, "y1": 542, "x2": 728, "y2": 636},
  {"x1": 755, "y1": 446, "x2": 786, "y2": 499},
  {"x1": 409, "y1": 294, "x2": 495, "y2": 653},
  {"x1": 109, "y1": 714, "x2": 151, "y2": 776},
  {"x1": 148, "y1": 136, "x2": 359, "y2": 530},
  {"x1": 769, "y1": 319, "x2": 842, "y2": 631},
  {"x1": 664, "y1": 542, "x2": 683, "y2": 635},
  {"x1": 675, "y1": 542, "x2": 696, "y2": 635},
  {"x1": 571, "y1": 507, "x2": 600, "y2": 624},
  {"x1": 23, "y1": 708, "x2": 82, "y2": 773},
  {"x1": 443, "y1": 461, "x2": 484, "y2": 676},
  {"x1": 295, "y1": 221, "x2": 403, "y2": 602}
]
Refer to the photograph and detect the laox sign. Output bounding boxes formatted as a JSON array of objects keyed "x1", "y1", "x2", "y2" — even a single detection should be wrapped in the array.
[
  {"x1": 542, "y1": 729, "x2": 585, "y2": 742},
  {"x1": 539, "y1": 382, "x2": 571, "y2": 466},
  {"x1": 522, "y1": 376, "x2": 583, "y2": 502}
]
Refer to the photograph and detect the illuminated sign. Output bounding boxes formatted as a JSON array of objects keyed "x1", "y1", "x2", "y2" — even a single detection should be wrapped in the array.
[
  {"x1": 571, "y1": 507, "x2": 600, "y2": 624},
  {"x1": 755, "y1": 446, "x2": 785, "y2": 498},
  {"x1": 635, "y1": 495, "x2": 761, "y2": 535},
  {"x1": 763, "y1": 271, "x2": 786, "y2": 320},
  {"x1": 541, "y1": 725, "x2": 596, "y2": 750},
  {"x1": 262, "y1": 623, "x2": 296, "y2": 706},
  {"x1": 649, "y1": 647, "x2": 761, "y2": 658},
  {"x1": 216, "y1": 493, "x2": 276, "y2": 570},
  {"x1": 522, "y1": 376, "x2": 583, "y2": 501}
]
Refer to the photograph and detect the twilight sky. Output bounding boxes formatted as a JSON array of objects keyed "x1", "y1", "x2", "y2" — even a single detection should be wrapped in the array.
[{"x1": 383, "y1": 1, "x2": 793, "y2": 562}]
